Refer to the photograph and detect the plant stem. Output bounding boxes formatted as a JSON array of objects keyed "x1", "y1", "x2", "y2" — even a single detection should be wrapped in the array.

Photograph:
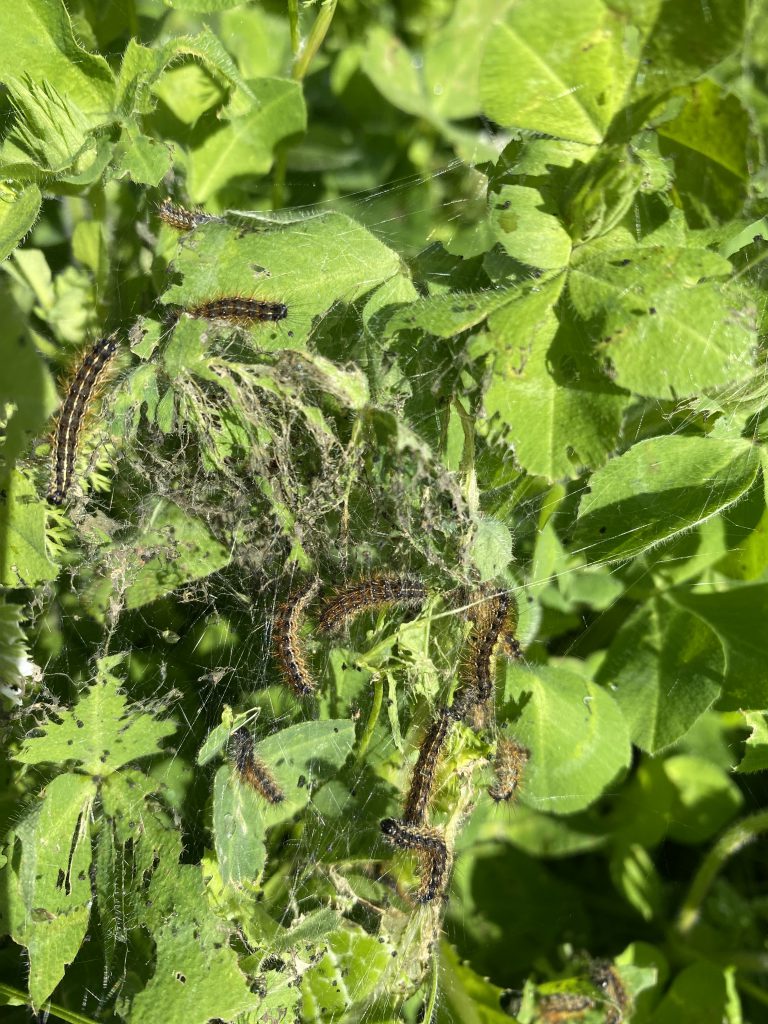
[
  {"x1": 292, "y1": 0, "x2": 337, "y2": 81},
  {"x1": 355, "y1": 672, "x2": 384, "y2": 764},
  {"x1": 287, "y1": 0, "x2": 300, "y2": 56},
  {"x1": 677, "y1": 810, "x2": 768, "y2": 934},
  {"x1": 0, "y1": 982, "x2": 98, "y2": 1024},
  {"x1": 422, "y1": 942, "x2": 440, "y2": 1024}
]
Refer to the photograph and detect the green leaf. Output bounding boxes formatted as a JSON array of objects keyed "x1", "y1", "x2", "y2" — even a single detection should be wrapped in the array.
[
  {"x1": 163, "y1": 0, "x2": 246, "y2": 10},
  {"x1": 737, "y1": 712, "x2": 768, "y2": 772},
  {"x1": 162, "y1": 215, "x2": 404, "y2": 348},
  {"x1": 187, "y1": 78, "x2": 306, "y2": 202},
  {"x1": 301, "y1": 924, "x2": 396, "y2": 1022},
  {"x1": 0, "y1": 0, "x2": 114, "y2": 116},
  {"x1": 125, "y1": 920, "x2": 255, "y2": 1024},
  {"x1": 0, "y1": 469, "x2": 58, "y2": 586},
  {"x1": 597, "y1": 596, "x2": 724, "y2": 753},
  {"x1": 500, "y1": 662, "x2": 632, "y2": 815},
  {"x1": 647, "y1": 962, "x2": 731, "y2": 1024},
  {"x1": 6, "y1": 773, "x2": 95, "y2": 1008},
  {"x1": 112, "y1": 124, "x2": 173, "y2": 185},
  {"x1": 673, "y1": 583, "x2": 768, "y2": 710},
  {"x1": 435, "y1": 942, "x2": 515, "y2": 1024},
  {"x1": 573, "y1": 436, "x2": 761, "y2": 564},
  {"x1": 479, "y1": 0, "x2": 641, "y2": 143},
  {"x1": 14, "y1": 663, "x2": 176, "y2": 774},
  {"x1": 481, "y1": 280, "x2": 626, "y2": 480},
  {"x1": 488, "y1": 184, "x2": 572, "y2": 270},
  {"x1": 470, "y1": 518, "x2": 513, "y2": 580},
  {"x1": 663, "y1": 754, "x2": 742, "y2": 844},
  {"x1": 568, "y1": 245, "x2": 757, "y2": 398},
  {"x1": 92, "y1": 499, "x2": 231, "y2": 612},
  {"x1": 213, "y1": 720, "x2": 355, "y2": 887},
  {"x1": 0, "y1": 185, "x2": 41, "y2": 261},
  {"x1": 423, "y1": 0, "x2": 514, "y2": 121}
]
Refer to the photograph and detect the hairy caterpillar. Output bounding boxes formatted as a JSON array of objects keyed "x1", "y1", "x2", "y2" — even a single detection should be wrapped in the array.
[
  {"x1": 186, "y1": 297, "x2": 288, "y2": 324},
  {"x1": 158, "y1": 197, "x2": 218, "y2": 232},
  {"x1": 317, "y1": 575, "x2": 426, "y2": 634},
  {"x1": 47, "y1": 334, "x2": 120, "y2": 506},
  {"x1": 380, "y1": 817, "x2": 448, "y2": 903},
  {"x1": 402, "y1": 707, "x2": 453, "y2": 824},
  {"x1": 488, "y1": 737, "x2": 529, "y2": 803},
  {"x1": 450, "y1": 586, "x2": 510, "y2": 718},
  {"x1": 537, "y1": 992, "x2": 596, "y2": 1022},
  {"x1": 272, "y1": 578, "x2": 320, "y2": 697},
  {"x1": 230, "y1": 727, "x2": 284, "y2": 804},
  {"x1": 589, "y1": 961, "x2": 627, "y2": 1024}
]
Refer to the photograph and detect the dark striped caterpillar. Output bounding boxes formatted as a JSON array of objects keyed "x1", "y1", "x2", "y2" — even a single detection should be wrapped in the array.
[
  {"x1": 589, "y1": 961, "x2": 628, "y2": 1024},
  {"x1": 230, "y1": 727, "x2": 284, "y2": 804},
  {"x1": 380, "y1": 818, "x2": 448, "y2": 903},
  {"x1": 186, "y1": 297, "x2": 288, "y2": 324},
  {"x1": 402, "y1": 707, "x2": 453, "y2": 824},
  {"x1": 158, "y1": 197, "x2": 218, "y2": 232},
  {"x1": 272, "y1": 578, "x2": 320, "y2": 697},
  {"x1": 47, "y1": 334, "x2": 120, "y2": 506},
  {"x1": 450, "y1": 585, "x2": 511, "y2": 719},
  {"x1": 537, "y1": 992, "x2": 597, "y2": 1022},
  {"x1": 317, "y1": 575, "x2": 426, "y2": 634},
  {"x1": 488, "y1": 737, "x2": 529, "y2": 803}
]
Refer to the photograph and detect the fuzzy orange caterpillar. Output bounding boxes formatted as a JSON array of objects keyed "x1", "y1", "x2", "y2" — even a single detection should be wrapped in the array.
[
  {"x1": 402, "y1": 707, "x2": 453, "y2": 824},
  {"x1": 158, "y1": 197, "x2": 218, "y2": 232},
  {"x1": 272, "y1": 578, "x2": 320, "y2": 698},
  {"x1": 317, "y1": 575, "x2": 426, "y2": 634},
  {"x1": 380, "y1": 817, "x2": 448, "y2": 904},
  {"x1": 47, "y1": 334, "x2": 120, "y2": 506},
  {"x1": 488, "y1": 737, "x2": 529, "y2": 803},
  {"x1": 230, "y1": 727, "x2": 284, "y2": 804},
  {"x1": 186, "y1": 297, "x2": 288, "y2": 324}
]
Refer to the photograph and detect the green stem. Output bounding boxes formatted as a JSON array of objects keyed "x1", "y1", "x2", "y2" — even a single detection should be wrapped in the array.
[
  {"x1": 0, "y1": 983, "x2": 98, "y2": 1024},
  {"x1": 422, "y1": 942, "x2": 440, "y2": 1024},
  {"x1": 292, "y1": 0, "x2": 337, "y2": 81},
  {"x1": 287, "y1": 0, "x2": 300, "y2": 56},
  {"x1": 737, "y1": 974, "x2": 768, "y2": 1007},
  {"x1": 355, "y1": 673, "x2": 384, "y2": 764},
  {"x1": 677, "y1": 810, "x2": 768, "y2": 934}
]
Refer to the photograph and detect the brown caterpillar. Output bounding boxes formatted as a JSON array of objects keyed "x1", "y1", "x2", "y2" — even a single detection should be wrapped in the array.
[
  {"x1": 158, "y1": 197, "x2": 218, "y2": 232},
  {"x1": 589, "y1": 961, "x2": 628, "y2": 1024},
  {"x1": 47, "y1": 334, "x2": 120, "y2": 506},
  {"x1": 537, "y1": 992, "x2": 596, "y2": 1022},
  {"x1": 380, "y1": 817, "x2": 448, "y2": 903},
  {"x1": 272, "y1": 578, "x2": 320, "y2": 697},
  {"x1": 230, "y1": 727, "x2": 284, "y2": 804},
  {"x1": 186, "y1": 297, "x2": 288, "y2": 324},
  {"x1": 317, "y1": 575, "x2": 426, "y2": 634},
  {"x1": 488, "y1": 737, "x2": 529, "y2": 803},
  {"x1": 450, "y1": 585, "x2": 510, "y2": 718},
  {"x1": 402, "y1": 707, "x2": 453, "y2": 824}
]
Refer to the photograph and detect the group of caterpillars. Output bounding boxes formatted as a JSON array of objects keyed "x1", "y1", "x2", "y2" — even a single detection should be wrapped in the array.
[
  {"x1": 230, "y1": 573, "x2": 530, "y2": 907},
  {"x1": 45, "y1": 198, "x2": 628, "y2": 1019},
  {"x1": 46, "y1": 199, "x2": 287, "y2": 507}
]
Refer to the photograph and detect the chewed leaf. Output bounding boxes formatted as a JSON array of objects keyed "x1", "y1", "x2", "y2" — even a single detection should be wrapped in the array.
[
  {"x1": 161, "y1": 214, "x2": 404, "y2": 348},
  {"x1": 14, "y1": 665, "x2": 176, "y2": 774},
  {"x1": 5, "y1": 773, "x2": 95, "y2": 1008}
]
